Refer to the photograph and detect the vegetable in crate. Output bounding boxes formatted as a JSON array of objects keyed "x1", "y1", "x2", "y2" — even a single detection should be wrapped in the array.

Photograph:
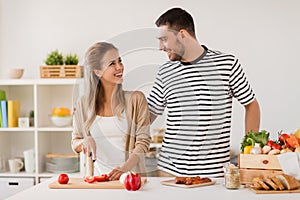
[{"x1": 240, "y1": 130, "x2": 270, "y2": 153}]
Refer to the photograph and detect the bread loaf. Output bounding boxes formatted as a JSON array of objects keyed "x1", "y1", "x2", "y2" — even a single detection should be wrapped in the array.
[
  {"x1": 252, "y1": 174, "x2": 300, "y2": 190},
  {"x1": 276, "y1": 174, "x2": 300, "y2": 190}
]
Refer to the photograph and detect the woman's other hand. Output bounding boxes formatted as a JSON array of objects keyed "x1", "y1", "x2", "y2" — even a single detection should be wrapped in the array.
[{"x1": 108, "y1": 167, "x2": 124, "y2": 181}]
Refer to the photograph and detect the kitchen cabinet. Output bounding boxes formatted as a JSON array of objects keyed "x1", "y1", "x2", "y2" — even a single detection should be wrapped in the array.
[
  {"x1": 0, "y1": 177, "x2": 34, "y2": 199},
  {"x1": 0, "y1": 79, "x2": 83, "y2": 185},
  {"x1": 6, "y1": 177, "x2": 300, "y2": 200}
]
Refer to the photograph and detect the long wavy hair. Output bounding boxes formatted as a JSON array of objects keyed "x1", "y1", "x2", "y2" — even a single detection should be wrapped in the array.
[{"x1": 83, "y1": 42, "x2": 125, "y2": 132}]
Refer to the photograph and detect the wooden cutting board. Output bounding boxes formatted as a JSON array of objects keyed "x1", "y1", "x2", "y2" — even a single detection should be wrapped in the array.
[
  {"x1": 250, "y1": 188, "x2": 300, "y2": 194},
  {"x1": 49, "y1": 177, "x2": 147, "y2": 189},
  {"x1": 161, "y1": 179, "x2": 216, "y2": 188}
]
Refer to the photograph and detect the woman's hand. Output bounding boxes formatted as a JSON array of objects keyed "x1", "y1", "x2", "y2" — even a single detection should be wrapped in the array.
[
  {"x1": 108, "y1": 167, "x2": 125, "y2": 181},
  {"x1": 82, "y1": 135, "x2": 97, "y2": 161}
]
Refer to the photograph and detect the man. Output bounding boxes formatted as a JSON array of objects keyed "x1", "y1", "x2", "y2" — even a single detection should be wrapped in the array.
[{"x1": 147, "y1": 8, "x2": 260, "y2": 177}]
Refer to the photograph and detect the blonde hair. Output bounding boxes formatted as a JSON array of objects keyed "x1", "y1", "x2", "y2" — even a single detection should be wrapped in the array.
[{"x1": 83, "y1": 42, "x2": 125, "y2": 132}]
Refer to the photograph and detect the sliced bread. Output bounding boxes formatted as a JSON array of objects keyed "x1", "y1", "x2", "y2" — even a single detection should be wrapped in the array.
[
  {"x1": 276, "y1": 174, "x2": 300, "y2": 190},
  {"x1": 271, "y1": 176, "x2": 285, "y2": 191},
  {"x1": 264, "y1": 177, "x2": 279, "y2": 190}
]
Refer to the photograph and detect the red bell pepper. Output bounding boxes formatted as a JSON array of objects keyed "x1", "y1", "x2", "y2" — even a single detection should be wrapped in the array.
[{"x1": 123, "y1": 172, "x2": 142, "y2": 191}]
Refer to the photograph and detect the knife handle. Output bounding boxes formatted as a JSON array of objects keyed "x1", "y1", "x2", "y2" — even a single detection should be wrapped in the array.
[{"x1": 86, "y1": 154, "x2": 94, "y2": 177}]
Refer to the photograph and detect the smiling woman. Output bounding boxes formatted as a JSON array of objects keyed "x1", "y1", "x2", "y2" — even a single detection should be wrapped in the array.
[{"x1": 71, "y1": 41, "x2": 151, "y2": 180}]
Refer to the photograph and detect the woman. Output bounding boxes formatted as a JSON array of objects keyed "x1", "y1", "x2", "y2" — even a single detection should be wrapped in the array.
[{"x1": 71, "y1": 42, "x2": 151, "y2": 180}]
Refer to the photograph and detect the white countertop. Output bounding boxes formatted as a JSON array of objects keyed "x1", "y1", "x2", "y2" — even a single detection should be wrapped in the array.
[{"x1": 7, "y1": 177, "x2": 300, "y2": 200}]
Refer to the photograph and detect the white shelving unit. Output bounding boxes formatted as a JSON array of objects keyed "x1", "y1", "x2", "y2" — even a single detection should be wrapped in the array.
[{"x1": 0, "y1": 78, "x2": 84, "y2": 184}]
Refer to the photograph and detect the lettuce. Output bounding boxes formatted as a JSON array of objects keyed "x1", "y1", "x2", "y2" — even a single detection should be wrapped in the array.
[{"x1": 240, "y1": 130, "x2": 270, "y2": 152}]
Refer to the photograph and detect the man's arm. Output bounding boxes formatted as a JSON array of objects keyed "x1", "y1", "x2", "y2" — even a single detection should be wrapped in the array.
[{"x1": 244, "y1": 98, "x2": 260, "y2": 134}]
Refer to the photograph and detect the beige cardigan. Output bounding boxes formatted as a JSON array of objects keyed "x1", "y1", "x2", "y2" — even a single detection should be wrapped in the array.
[{"x1": 71, "y1": 91, "x2": 151, "y2": 174}]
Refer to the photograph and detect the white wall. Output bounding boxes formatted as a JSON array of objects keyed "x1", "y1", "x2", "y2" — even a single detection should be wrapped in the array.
[{"x1": 1, "y1": 0, "x2": 300, "y2": 155}]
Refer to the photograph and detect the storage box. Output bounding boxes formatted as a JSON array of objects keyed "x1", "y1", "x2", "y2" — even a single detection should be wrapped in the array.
[
  {"x1": 238, "y1": 154, "x2": 284, "y2": 184},
  {"x1": 0, "y1": 177, "x2": 34, "y2": 199},
  {"x1": 40, "y1": 65, "x2": 84, "y2": 78}
]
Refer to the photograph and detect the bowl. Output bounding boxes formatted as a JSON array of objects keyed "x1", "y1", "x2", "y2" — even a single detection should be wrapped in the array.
[
  {"x1": 9, "y1": 68, "x2": 24, "y2": 79},
  {"x1": 51, "y1": 116, "x2": 72, "y2": 127}
]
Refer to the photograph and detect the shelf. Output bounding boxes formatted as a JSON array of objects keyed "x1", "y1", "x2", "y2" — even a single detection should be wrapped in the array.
[
  {"x1": 0, "y1": 127, "x2": 35, "y2": 132},
  {"x1": 0, "y1": 171, "x2": 36, "y2": 178},
  {"x1": 0, "y1": 79, "x2": 83, "y2": 185},
  {"x1": 0, "y1": 127, "x2": 73, "y2": 132},
  {"x1": 0, "y1": 78, "x2": 83, "y2": 85},
  {"x1": 37, "y1": 127, "x2": 73, "y2": 131},
  {"x1": 38, "y1": 172, "x2": 80, "y2": 178}
]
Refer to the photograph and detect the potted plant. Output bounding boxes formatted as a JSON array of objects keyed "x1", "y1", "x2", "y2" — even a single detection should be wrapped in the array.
[
  {"x1": 44, "y1": 50, "x2": 64, "y2": 65},
  {"x1": 29, "y1": 110, "x2": 34, "y2": 127},
  {"x1": 65, "y1": 53, "x2": 79, "y2": 65},
  {"x1": 40, "y1": 50, "x2": 83, "y2": 78}
]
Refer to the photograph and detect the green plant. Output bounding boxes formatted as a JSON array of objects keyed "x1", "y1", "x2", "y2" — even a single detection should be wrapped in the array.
[
  {"x1": 45, "y1": 50, "x2": 64, "y2": 65},
  {"x1": 29, "y1": 110, "x2": 34, "y2": 118},
  {"x1": 65, "y1": 53, "x2": 79, "y2": 65}
]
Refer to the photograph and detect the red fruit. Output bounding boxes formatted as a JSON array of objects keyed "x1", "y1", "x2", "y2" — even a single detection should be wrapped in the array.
[
  {"x1": 279, "y1": 133, "x2": 290, "y2": 144},
  {"x1": 94, "y1": 174, "x2": 109, "y2": 182},
  {"x1": 84, "y1": 176, "x2": 96, "y2": 183},
  {"x1": 267, "y1": 140, "x2": 273, "y2": 147},
  {"x1": 58, "y1": 173, "x2": 69, "y2": 184},
  {"x1": 271, "y1": 143, "x2": 282, "y2": 150},
  {"x1": 286, "y1": 135, "x2": 300, "y2": 149}
]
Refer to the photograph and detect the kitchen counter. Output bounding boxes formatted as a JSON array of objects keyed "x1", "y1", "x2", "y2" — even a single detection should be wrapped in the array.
[{"x1": 7, "y1": 177, "x2": 300, "y2": 200}]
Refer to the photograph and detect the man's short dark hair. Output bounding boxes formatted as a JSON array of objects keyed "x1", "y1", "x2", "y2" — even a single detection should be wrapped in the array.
[{"x1": 155, "y1": 7, "x2": 196, "y2": 38}]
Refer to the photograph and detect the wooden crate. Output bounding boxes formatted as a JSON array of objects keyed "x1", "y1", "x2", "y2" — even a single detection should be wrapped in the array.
[
  {"x1": 238, "y1": 154, "x2": 283, "y2": 184},
  {"x1": 40, "y1": 65, "x2": 84, "y2": 78}
]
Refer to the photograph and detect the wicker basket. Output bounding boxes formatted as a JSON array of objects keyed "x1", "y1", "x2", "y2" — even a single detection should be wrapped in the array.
[{"x1": 40, "y1": 65, "x2": 84, "y2": 78}]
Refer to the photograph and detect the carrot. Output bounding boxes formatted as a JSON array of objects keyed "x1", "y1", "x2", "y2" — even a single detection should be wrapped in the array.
[{"x1": 286, "y1": 134, "x2": 299, "y2": 149}]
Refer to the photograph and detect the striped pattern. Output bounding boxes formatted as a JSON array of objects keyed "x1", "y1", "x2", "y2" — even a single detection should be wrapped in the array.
[{"x1": 147, "y1": 46, "x2": 255, "y2": 177}]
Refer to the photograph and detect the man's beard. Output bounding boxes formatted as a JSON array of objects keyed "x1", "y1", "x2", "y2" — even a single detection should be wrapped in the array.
[
  {"x1": 168, "y1": 39, "x2": 184, "y2": 61},
  {"x1": 168, "y1": 52, "x2": 182, "y2": 61}
]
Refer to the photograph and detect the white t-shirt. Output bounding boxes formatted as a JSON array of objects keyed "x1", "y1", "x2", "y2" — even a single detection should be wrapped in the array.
[{"x1": 89, "y1": 114, "x2": 128, "y2": 175}]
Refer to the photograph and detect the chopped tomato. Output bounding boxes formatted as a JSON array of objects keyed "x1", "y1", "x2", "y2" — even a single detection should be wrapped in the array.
[
  {"x1": 84, "y1": 174, "x2": 109, "y2": 183},
  {"x1": 94, "y1": 174, "x2": 109, "y2": 182},
  {"x1": 84, "y1": 176, "x2": 96, "y2": 183}
]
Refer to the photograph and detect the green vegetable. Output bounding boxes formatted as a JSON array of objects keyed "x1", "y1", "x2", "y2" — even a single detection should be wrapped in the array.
[{"x1": 240, "y1": 130, "x2": 270, "y2": 153}]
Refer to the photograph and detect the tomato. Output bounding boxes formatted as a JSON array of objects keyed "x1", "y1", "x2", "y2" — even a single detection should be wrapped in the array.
[
  {"x1": 84, "y1": 176, "x2": 96, "y2": 183},
  {"x1": 58, "y1": 173, "x2": 69, "y2": 184},
  {"x1": 279, "y1": 133, "x2": 290, "y2": 144},
  {"x1": 267, "y1": 140, "x2": 273, "y2": 147},
  {"x1": 94, "y1": 174, "x2": 109, "y2": 182},
  {"x1": 271, "y1": 143, "x2": 282, "y2": 150}
]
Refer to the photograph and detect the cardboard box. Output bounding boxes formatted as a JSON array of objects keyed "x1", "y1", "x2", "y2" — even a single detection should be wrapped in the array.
[{"x1": 238, "y1": 154, "x2": 284, "y2": 184}]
